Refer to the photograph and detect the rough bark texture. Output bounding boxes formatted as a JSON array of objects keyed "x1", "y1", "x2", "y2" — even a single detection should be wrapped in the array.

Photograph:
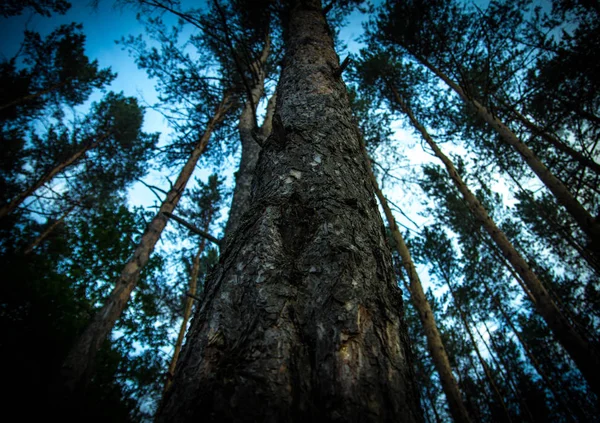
[
  {"x1": 417, "y1": 56, "x2": 600, "y2": 252},
  {"x1": 157, "y1": 2, "x2": 422, "y2": 422},
  {"x1": 0, "y1": 135, "x2": 105, "y2": 220},
  {"x1": 364, "y1": 147, "x2": 472, "y2": 423},
  {"x1": 222, "y1": 41, "x2": 271, "y2": 244},
  {"x1": 60, "y1": 95, "x2": 230, "y2": 393},
  {"x1": 394, "y1": 88, "x2": 600, "y2": 398}
]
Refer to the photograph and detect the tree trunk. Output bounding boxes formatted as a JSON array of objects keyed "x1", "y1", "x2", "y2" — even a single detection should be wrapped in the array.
[
  {"x1": 164, "y1": 212, "x2": 211, "y2": 393},
  {"x1": 498, "y1": 100, "x2": 600, "y2": 176},
  {"x1": 0, "y1": 135, "x2": 105, "y2": 220},
  {"x1": 222, "y1": 39, "x2": 272, "y2": 244},
  {"x1": 393, "y1": 87, "x2": 600, "y2": 399},
  {"x1": 0, "y1": 79, "x2": 70, "y2": 112},
  {"x1": 363, "y1": 145, "x2": 471, "y2": 423},
  {"x1": 480, "y1": 278, "x2": 578, "y2": 421},
  {"x1": 477, "y1": 320, "x2": 535, "y2": 422},
  {"x1": 444, "y1": 275, "x2": 513, "y2": 423},
  {"x1": 415, "y1": 57, "x2": 600, "y2": 252},
  {"x1": 23, "y1": 203, "x2": 75, "y2": 254},
  {"x1": 59, "y1": 94, "x2": 230, "y2": 393},
  {"x1": 157, "y1": 2, "x2": 422, "y2": 422}
]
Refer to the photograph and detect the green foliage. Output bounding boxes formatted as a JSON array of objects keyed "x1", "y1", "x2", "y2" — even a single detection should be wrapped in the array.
[
  {"x1": 0, "y1": 200, "x2": 174, "y2": 420},
  {"x1": 3, "y1": 0, "x2": 599, "y2": 420},
  {"x1": 0, "y1": 23, "x2": 115, "y2": 124},
  {"x1": 0, "y1": 0, "x2": 70, "y2": 17},
  {"x1": 77, "y1": 92, "x2": 158, "y2": 198}
]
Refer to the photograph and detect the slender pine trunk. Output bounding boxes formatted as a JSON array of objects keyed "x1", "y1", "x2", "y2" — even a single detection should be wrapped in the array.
[
  {"x1": 477, "y1": 320, "x2": 536, "y2": 422},
  {"x1": 444, "y1": 274, "x2": 513, "y2": 423},
  {"x1": 483, "y1": 283, "x2": 578, "y2": 422},
  {"x1": 414, "y1": 57, "x2": 600, "y2": 252},
  {"x1": 24, "y1": 203, "x2": 76, "y2": 254},
  {"x1": 59, "y1": 94, "x2": 230, "y2": 393},
  {"x1": 222, "y1": 39, "x2": 271, "y2": 244},
  {"x1": 499, "y1": 101, "x2": 600, "y2": 176},
  {"x1": 163, "y1": 211, "x2": 211, "y2": 393},
  {"x1": 393, "y1": 86, "x2": 600, "y2": 398},
  {"x1": 0, "y1": 135, "x2": 105, "y2": 220},
  {"x1": 157, "y1": 1, "x2": 422, "y2": 421},
  {"x1": 363, "y1": 144, "x2": 471, "y2": 423}
]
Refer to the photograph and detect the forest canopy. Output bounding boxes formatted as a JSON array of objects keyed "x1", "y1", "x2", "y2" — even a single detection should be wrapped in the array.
[{"x1": 0, "y1": 0, "x2": 598, "y2": 421}]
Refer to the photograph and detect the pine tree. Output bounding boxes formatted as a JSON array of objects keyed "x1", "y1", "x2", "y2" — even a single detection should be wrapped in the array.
[{"x1": 157, "y1": 1, "x2": 423, "y2": 421}]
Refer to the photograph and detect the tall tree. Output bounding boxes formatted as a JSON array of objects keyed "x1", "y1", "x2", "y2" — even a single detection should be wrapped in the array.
[
  {"x1": 387, "y1": 84, "x2": 600, "y2": 397},
  {"x1": 368, "y1": 0, "x2": 600, "y2": 258},
  {"x1": 0, "y1": 92, "x2": 155, "y2": 220},
  {"x1": 357, "y1": 107, "x2": 470, "y2": 421},
  {"x1": 157, "y1": 0, "x2": 422, "y2": 421},
  {"x1": 60, "y1": 91, "x2": 231, "y2": 394},
  {"x1": 368, "y1": 171, "x2": 470, "y2": 422},
  {"x1": 164, "y1": 174, "x2": 224, "y2": 392},
  {"x1": 417, "y1": 164, "x2": 599, "y2": 420}
]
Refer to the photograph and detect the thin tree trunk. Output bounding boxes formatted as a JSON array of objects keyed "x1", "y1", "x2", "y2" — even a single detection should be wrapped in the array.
[
  {"x1": 222, "y1": 38, "x2": 271, "y2": 244},
  {"x1": 393, "y1": 86, "x2": 600, "y2": 398},
  {"x1": 499, "y1": 101, "x2": 600, "y2": 176},
  {"x1": 59, "y1": 94, "x2": 230, "y2": 394},
  {"x1": 157, "y1": 1, "x2": 422, "y2": 421},
  {"x1": 0, "y1": 135, "x2": 106, "y2": 220},
  {"x1": 363, "y1": 145, "x2": 471, "y2": 423},
  {"x1": 164, "y1": 210, "x2": 212, "y2": 393},
  {"x1": 501, "y1": 163, "x2": 600, "y2": 275},
  {"x1": 23, "y1": 203, "x2": 76, "y2": 254},
  {"x1": 483, "y1": 283, "x2": 577, "y2": 422},
  {"x1": 426, "y1": 388, "x2": 444, "y2": 423},
  {"x1": 444, "y1": 275, "x2": 513, "y2": 423},
  {"x1": 414, "y1": 57, "x2": 600, "y2": 250},
  {"x1": 0, "y1": 79, "x2": 69, "y2": 112},
  {"x1": 461, "y1": 343, "x2": 491, "y2": 421},
  {"x1": 477, "y1": 320, "x2": 536, "y2": 422}
]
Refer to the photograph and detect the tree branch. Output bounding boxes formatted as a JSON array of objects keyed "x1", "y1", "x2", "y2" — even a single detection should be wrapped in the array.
[{"x1": 163, "y1": 211, "x2": 221, "y2": 246}]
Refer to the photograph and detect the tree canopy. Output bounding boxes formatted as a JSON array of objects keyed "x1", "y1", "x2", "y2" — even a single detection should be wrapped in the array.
[{"x1": 1, "y1": 0, "x2": 598, "y2": 421}]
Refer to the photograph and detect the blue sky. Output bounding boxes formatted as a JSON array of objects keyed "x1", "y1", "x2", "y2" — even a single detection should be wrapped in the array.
[
  {"x1": 1, "y1": 0, "x2": 169, "y2": 132},
  {"x1": 0, "y1": 0, "x2": 454, "y2": 245},
  {"x1": 0, "y1": 0, "x2": 433, "y2": 239}
]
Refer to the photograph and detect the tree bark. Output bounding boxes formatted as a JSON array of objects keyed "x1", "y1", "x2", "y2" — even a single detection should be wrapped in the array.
[
  {"x1": 415, "y1": 56, "x2": 600, "y2": 252},
  {"x1": 393, "y1": 87, "x2": 600, "y2": 399},
  {"x1": 222, "y1": 37, "x2": 272, "y2": 244},
  {"x1": 0, "y1": 134, "x2": 106, "y2": 220},
  {"x1": 363, "y1": 145, "x2": 471, "y2": 423},
  {"x1": 157, "y1": 1, "x2": 422, "y2": 422},
  {"x1": 59, "y1": 94, "x2": 230, "y2": 393}
]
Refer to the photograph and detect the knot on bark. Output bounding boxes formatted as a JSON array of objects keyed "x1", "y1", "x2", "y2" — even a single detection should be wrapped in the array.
[{"x1": 278, "y1": 192, "x2": 318, "y2": 256}]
